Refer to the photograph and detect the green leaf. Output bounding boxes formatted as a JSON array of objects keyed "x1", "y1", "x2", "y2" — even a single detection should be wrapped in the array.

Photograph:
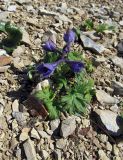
[
  {"x1": 1, "y1": 22, "x2": 22, "y2": 53},
  {"x1": 34, "y1": 88, "x2": 59, "y2": 119},
  {"x1": 83, "y1": 19, "x2": 94, "y2": 30},
  {"x1": 0, "y1": 22, "x2": 6, "y2": 33}
]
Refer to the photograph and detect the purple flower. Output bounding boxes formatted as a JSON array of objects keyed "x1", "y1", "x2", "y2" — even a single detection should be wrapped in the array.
[
  {"x1": 63, "y1": 44, "x2": 71, "y2": 54},
  {"x1": 43, "y1": 40, "x2": 56, "y2": 52},
  {"x1": 37, "y1": 59, "x2": 64, "y2": 78},
  {"x1": 66, "y1": 60, "x2": 84, "y2": 73},
  {"x1": 64, "y1": 29, "x2": 75, "y2": 43}
]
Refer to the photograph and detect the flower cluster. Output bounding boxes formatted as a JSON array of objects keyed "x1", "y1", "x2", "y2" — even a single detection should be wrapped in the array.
[{"x1": 37, "y1": 29, "x2": 84, "y2": 78}]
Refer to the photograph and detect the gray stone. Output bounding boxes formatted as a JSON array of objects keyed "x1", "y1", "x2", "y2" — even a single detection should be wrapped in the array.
[
  {"x1": 111, "y1": 56, "x2": 123, "y2": 72},
  {"x1": 12, "y1": 46, "x2": 25, "y2": 57},
  {"x1": 60, "y1": 116, "x2": 76, "y2": 138},
  {"x1": 117, "y1": 40, "x2": 123, "y2": 54},
  {"x1": 39, "y1": 8, "x2": 59, "y2": 16},
  {"x1": 80, "y1": 34, "x2": 105, "y2": 54},
  {"x1": 82, "y1": 31, "x2": 100, "y2": 40},
  {"x1": 0, "y1": 11, "x2": 9, "y2": 22},
  {"x1": 50, "y1": 119, "x2": 60, "y2": 131},
  {"x1": 56, "y1": 139, "x2": 67, "y2": 149},
  {"x1": 42, "y1": 150, "x2": 49, "y2": 159},
  {"x1": 16, "y1": 0, "x2": 31, "y2": 4},
  {"x1": 23, "y1": 138, "x2": 38, "y2": 160},
  {"x1": 38, "y1": 130, "x2": 50, "y2": 139},
  {"x1": 8, "y1": 5, "x2": 16, "y2": 12},
  {"x1": 21, "y1": 28, "x2": 32, "y2": 45},
  {"x1": 106, "y1": 142, "x2": 112, "y2": 151},
  {"x1": 12, "y1": 112, "x2": 26, "y2": 126},
  {"x1": 57, "y1": 2, "x2": 67, "y2": 14},
  {"x1": 19, "y1": 128, "x2": 30, "y2": 141},
  {"x1": 0, "y1": 104, "x2": 4, "y2": 117},
  {"x1": 0, "y1": 65, "x2": 10, "y2": 73},
  {"x1": 98, "y1": 150, "x2": 109, "y2": 160},
  {"x1": 96, "y1": 90, "x2": 119, "y2": 105},
  {"x1": 119, "y1": 21, "x2": 123, "y2": 26},
  {"x1": 94, "y1": 109, "x2": 123, "y2": 136},
  {"x1": 113, "y1": 145, "x2": 119, "y2": 156},
  {"x1": 55, "y1": 15, "x2": 72, "y2": 23},
  {"x1": 112, "y1": 81, "x2": 123, "y2": 96},
  {"x1": 53, "y1": 149, "x2": 61, "y2": 160},
  {"x1": 30, "y1": 128, "x2": 40, "y2": 140},
  {"x1": 12, "y1": 100, "x2": 19, "y2": 112}
]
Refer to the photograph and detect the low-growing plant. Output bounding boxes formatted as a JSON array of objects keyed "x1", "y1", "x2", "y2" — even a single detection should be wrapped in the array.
[
  {"x1": 96, "y1": 23, "x2": 115, "y2": 33},
  {"x1": 28, "y1": 29, "x2": 95, "y2": 119},
  {"x1": 83, "y1": 19, "x2": 94, "y2": 30},
  {"x1": 0, "y1": 22, "x2": 22, "y2": 53}
]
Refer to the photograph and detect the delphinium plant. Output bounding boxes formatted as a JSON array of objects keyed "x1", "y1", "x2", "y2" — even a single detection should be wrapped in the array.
[{"x1": 28, "y1": 29, "x2": 95, "y2": 120}]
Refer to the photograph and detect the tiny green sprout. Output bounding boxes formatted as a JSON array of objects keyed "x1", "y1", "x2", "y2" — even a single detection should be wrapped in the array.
[
  {"x1": 96, "y1": 23, "x2": 115, "y2": 33},
  {"x1": 83, "y1": 19, "x2": 94, "y2": 30}
]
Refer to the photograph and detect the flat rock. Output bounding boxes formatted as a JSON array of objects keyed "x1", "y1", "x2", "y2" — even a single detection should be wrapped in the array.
[
  {"x1": 19, "y1": 128, "x2": 30, "y2": 141},
  {"x1": 60, "y1": 116, "x2": 76, "y2": 138},
  {"x1": 112, "y1": 81, "x2": 123, "y2": 96},
  {"x1": 80, "y1": 34, "x2": 105, "y2": 54},
  {"x1": 16, "y1": 0, "x2": 31, "y2": 4},
  {"x1": 50, "y1": 119, "x2": 60, "y2": 132},
  {"x1": 119, "y1": 21, "x2": 123, "y2": 26},
  {"x1": 56, "y1": 139, "x2": 67, "y2": 149},
  {"x1": 12, "y1": 112, "x2": 26, "y2": 126},
  {"x1": 8, "y1": 5, "x2": 16, "y2": 12},
  {"x1": 21, "y1": 28, "x2": 32, "y2": 45},
  {"x1": 23, "y1": 138, "x2": 37, "y2": 160},
  {"x1": 30, "y1": 128, "x2": 40, "y2": 140},
  {"x1": 98, "y1": 149, "x2": 109, "y2": 160},
  {"x1": 96, "y1": 90, "x2": 119, "y2": 105},
  {"x1": 0, "y1": 65, "x2": 10, "y2": 73},
  {"x1": 12, "y1": 100, "x2": 19, "y2": 112},
  {"x1": 111, "y1": 56, "x2": 123, "y2": 72},
  {"x1": 39, "y1": 8, "x2": 59, "y2": 16},
  {"x1": 12, "y1": 46, "x2": 25, "y2": 57},
  {"x1": 117, "y1": 40, "x2": 123, "y2": 54},
  {"x1": 0, "y1": 11, "x2": 9, "y2": 21},
  {"x1": 55, "y1": 14, "x2": 72, "y2": 23},
  {"x1": 94, "y1": 109, "x2": 123, "y2": 136}
]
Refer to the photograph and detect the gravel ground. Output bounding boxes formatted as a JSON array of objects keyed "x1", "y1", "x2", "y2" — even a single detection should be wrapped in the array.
[{"x1": 0, "y1": 0, "x2": 123, "y2": 160}]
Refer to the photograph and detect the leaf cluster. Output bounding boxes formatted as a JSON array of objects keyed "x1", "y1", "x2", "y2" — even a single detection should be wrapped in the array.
[{"x1": 0, "y1": 22, "x2": 22, "y2": 53}]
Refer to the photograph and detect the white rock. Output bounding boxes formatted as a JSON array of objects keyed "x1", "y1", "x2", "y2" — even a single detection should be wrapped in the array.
[
  {"x1": 12, "y1": 100, "x2": 19, "y2": 112},
  {"x1": 111, "y1": 56, "x2": 123, "y2": 72},
  {"x1": 21, "y1": 28, "x2": 32, "y2": 45},
  {"x1": 60, "y1": 116, "x2": 76, "y2": 138},
  {"x1": 119, "y1": 21, "x2": 123, "y2": 26},
  {"x1": 19, "y1": 128, "x2": 30, "y2": 141},
  {"x1": 8, "y1": 5, "x2": 16, "y2": 12},
  {"x1": 96, "y1": 90, "x2": 119, "y2": 105},
  {"x1": 98, "y1": 150, "x2": 109, "y2": 160},
  {"x1": 42, "y1": 150, "x2": 49, "y2": 159},
  {"x1": 23, "y1": 138, "x2": 37, "y2": 160},
  {"x1": 94, "y1": 109, "x2": 123, "y2": 136},
  {"x1": 12, "y1": 46, "x2": 25, "y2": 57},
  {"x1": 30, "y1": 128, "x2": 40, "y2": 140},
  {"x1": 106, "y1": 142, "x2": 112, "y2": 151},
  {"x1": 50, "y1": 119, "x2": 60, "y2": 131},
  {"x1": 39, "y1": 8, "x2": 59, "y2": 16},
  {"x1": 38, "y1": 131, "x2": 50, "y2": 139},
  {"x1": 56, "y1": 139, "x2": 67, "y2": 149}
]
